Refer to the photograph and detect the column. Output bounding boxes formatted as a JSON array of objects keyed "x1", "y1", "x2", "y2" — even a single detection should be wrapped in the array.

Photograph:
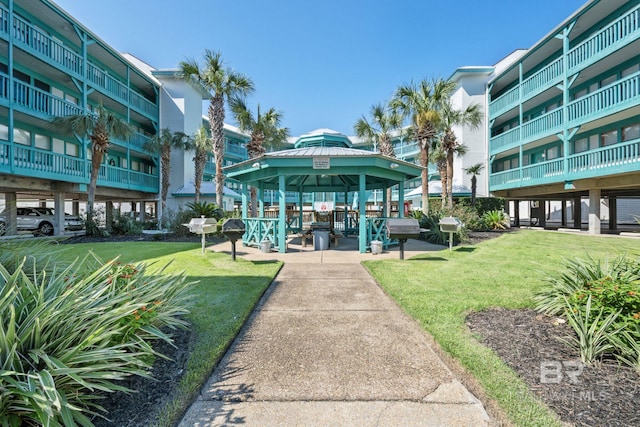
[
  {"x1": 538, "y1": 200, "x2": 546, "y2": 228},
  {"x1": 4, "y1": 192, "x2": 17, "y2": 235},
  {"x1": 573, "y1": 196, "x2": 582, "y2": 229},
  {"x1": 561, "y1": 200, "x2": 567, "y2": 227},
  {"x1": 513, "y1": 200, "x2": 520, "y2": 227},
  {"x1": 358, "y1": 174, "x2": 367, "y2": 253},
  {"x1": 53, "y1": 192, "x2": 65, "y2": 236},
  {"x1": 588, "y1": 189, "x2": 601, "y2": 235},
  {"x1": 278, "y1": 175, "x2": 287, "y2": 253},
  {"x1": 608, "y1": 196, "x2": 617, "y2": 231},
  {"x1": 398, "y1": 180, "x2": 405, "y2": 218}
]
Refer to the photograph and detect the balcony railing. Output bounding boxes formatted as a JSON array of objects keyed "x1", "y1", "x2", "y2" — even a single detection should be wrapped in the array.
[
  {"x1": 394, "y1": 141, "x2": 419, "y2": 159},
  {"x1": 490, "y1": 138, "x2": 640, "y2": 190},
  {"x1": 521, "y1": 109, "x2": 563, "y2": 141},
  {"x1": 490, "y1": 127, "x2": 520, "y2": 154},
  {"x1": 567, "y1": 6, "x2": 640, "y2": 71},
  {"x1": 0, "y1": 4, "x2": 158, "y2": 119},
  {"x1": 98, "y1": 164, "x2": 159, "y2": 190},
  {"x1": 489, "y1": 85, "x2": 519, "y2": 117},
  {"x1": 0, "y1": 74, "x2": 85, "y2": 116},
  {"x1": 567, "y1": 72, "x2": 640, "y2": 123},
  {"x1": 568, "y1": 138, "x2": 640, "y2": 176},
  {"x1": 489, "y1": 4, "x2": 640, "y2": 119}
]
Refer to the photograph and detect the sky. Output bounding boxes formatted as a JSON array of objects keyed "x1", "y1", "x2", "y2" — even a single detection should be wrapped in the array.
[{"x1": 52, "y1": 0, "x2": 587, "y2": 137}]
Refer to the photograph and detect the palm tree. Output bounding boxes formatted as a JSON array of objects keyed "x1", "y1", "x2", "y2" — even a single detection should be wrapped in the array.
[
  {"x1": 440, "y1": 101, "x2": 482, "y2": 208},
  {"x1": 192, "y1": 125, "x2": 212, "y2": 203},
  {"x1": 391, "y1": 78, "x2": 456, "y2": 214},
  {"x1": 464, "y1": 163, "x2": 485, "y2": 207},
  {"x1": 143, "y1": 128, "x2": 193, "y2": 225},
  {"x1": 354, "y1": 102, "x2": 403, "y2": 214},
  {"x1": 179, "y1": 49, "x2": 254, "y2": 208},
  {"x1": 230, "y1": 96, "x2": 289, "y2": 217},
  {"x1": 51, "y1": 104, "x2": 132, "y2": 219},
  {"x1": 431, "y1": 146, "x2": 448, "y2": 208}
]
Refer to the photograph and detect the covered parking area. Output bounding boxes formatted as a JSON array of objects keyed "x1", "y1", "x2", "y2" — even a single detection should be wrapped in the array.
[{"x1": 224, "y1": 146, "x2": 423, "y2": 253}]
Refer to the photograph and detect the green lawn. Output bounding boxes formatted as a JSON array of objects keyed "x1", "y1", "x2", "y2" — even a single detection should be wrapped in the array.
[
  {"x1": 363, "y1": 230, "x2": 640, "y2": 427},
  {"x1": 57, "y1": 241, "x2": 282, "y2": 427}
]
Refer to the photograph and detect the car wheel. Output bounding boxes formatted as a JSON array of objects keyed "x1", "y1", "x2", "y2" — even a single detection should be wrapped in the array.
[
  {"x1": 38, "y1": 222, "x2": 54, "y2": 236},
  {"x1": 0, "y1": 221, "x2": 5, "y2": 236}
]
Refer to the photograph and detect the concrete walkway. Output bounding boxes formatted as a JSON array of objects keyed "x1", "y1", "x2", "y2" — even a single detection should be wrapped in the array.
[{"x1": 178, "y1": 238, "x2": 490, "y2": 426}]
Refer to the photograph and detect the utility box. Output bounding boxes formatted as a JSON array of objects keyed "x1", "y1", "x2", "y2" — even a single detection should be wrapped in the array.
[{"x1": 438, "y1": 216, "x2": 463, "y2": 251}]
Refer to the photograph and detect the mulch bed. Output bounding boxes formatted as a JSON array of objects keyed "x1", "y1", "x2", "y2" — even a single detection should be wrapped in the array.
[{"x1": 467, "y1": 308, "x2": 640, "y2": 426}]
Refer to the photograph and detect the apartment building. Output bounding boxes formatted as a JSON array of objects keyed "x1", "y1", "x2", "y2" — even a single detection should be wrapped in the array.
[
  {"x1": 488, "y1": 0, "x2": 640, "y2": 233},
  {"x1": 0, "y1": 0, "x2": 160, "y2": 234}
]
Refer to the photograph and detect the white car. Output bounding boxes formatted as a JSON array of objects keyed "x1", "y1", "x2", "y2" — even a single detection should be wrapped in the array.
[{"x1": 0, "y1": 207, "x2": 84, "y2": 236}]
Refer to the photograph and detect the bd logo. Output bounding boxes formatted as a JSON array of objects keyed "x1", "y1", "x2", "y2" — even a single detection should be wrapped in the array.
[{"x1": 540, "y1": 360, "x2": 583, "y2": 384}]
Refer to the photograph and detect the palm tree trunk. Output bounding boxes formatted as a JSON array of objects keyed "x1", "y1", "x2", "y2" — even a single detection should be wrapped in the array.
[
  {"x1": 160, "y1": 145, "x2": 171, "y2": 217},
  {"x1": 88, "y1": 149, "x2": 102, "y2": 217},
  {"x1": 446, "y1": 149, "x2": 454, "y2": 208},
  {"x1": 471, "y1": 175, "x2": 477, "y2": 207},
  {"x1": 420, "y1": 140, "x2": 429, "y2": 215},
  {"x1": 209, "y1": 94, "x2": 225, "y2": 208}
]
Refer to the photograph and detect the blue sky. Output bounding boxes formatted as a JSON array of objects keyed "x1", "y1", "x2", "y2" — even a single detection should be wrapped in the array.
[{"x1": 53, "y1": 0, "x2": 586, "y2": 137}]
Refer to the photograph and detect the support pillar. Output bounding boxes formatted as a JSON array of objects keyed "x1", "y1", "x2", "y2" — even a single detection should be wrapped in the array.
[
  {"x1": 561, "y1": 200, "x2": 567, "y2": 227},
  {"x1": 608, "y1": 196, "x2": 617, "y2": 231},
  {"x1": 588, "y1": 189, "x2": 601, "y2": 235},
  {"x1": 538, "y1": 200, "x2": 546, "y2": 228},
  {"x1": 573, "y1": 197, "x2": 582, "y2": 229},
  {"x1": 398, "y1": 180, "x2": 405, "y2": 218},
  {"x1": 241, "y1": 183, "x2": 248, "y2": 219},
  {"x1": 382, "y1": 186, "x2": 388, "y2": 218},
  {"x1": 513, "y1": 200, "x2": 520, "y2": 227},
  {"x1": 53, "y1": 192, "x2": 65, "y2": 236},
  {"x1": 105, "y1": 201, "x2": 114, "y2": 232},
  {"x1": 4, "y1": 192, "x2": 17, "y2": 235}
]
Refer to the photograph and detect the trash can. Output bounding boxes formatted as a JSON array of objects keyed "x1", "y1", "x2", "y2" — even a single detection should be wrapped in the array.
[
  {"x1": 313, "y1": 230, "x2": 330, "y2": 250},
  {"x1": 260, "y1": 240, "x2": 271, "y2": 253},
  {"x1": 371, "y1": 240, "x2": 382, "y2": 255}
]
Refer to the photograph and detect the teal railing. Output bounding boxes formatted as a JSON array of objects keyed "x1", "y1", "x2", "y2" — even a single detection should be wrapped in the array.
[
  {"x1": 567, "y1": 6, "x2": 640, "y2": 71},
  {"x1": 521, "y1": 109, "x2": 563, "y2": 141},
  {"x1": 0, "y1": 4, "x2": 158, "y2": 119},
  {"x1": 568, "y1": 138, "x2": 640, "y2": 176},
  {"x1": 243, "y1": 218, "x2": 279, "y2": 249},
  {"x1": 97, "y1": 164, "x2": 158, "y2": 190},
  {"x1": 567, "y1": 72, "x2": 640, "y2": 123},
  {"x1": 490, "y1": 138, "x2": 640, "y2": 190},
  {"x1": 365, "y1": 217, "x2": 398, "y2": 249},
  {"x1": 489, "y1": 85, "x2": 519, "y2": 117},
  {"x1": 489, "y1": 4, "x2": 640, "y2": 118},
  {"x1": 489, "y1": 127, "x2": 521, "y2": 154}
]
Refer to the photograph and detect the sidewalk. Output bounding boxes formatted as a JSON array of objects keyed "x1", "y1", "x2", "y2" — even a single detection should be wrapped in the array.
[{"x1": 178, "y1": 239, "x2": 490, "y2": 426}]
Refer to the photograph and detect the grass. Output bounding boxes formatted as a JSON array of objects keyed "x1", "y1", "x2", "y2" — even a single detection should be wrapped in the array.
[
  {"x1": 56, "y1": 242, "x2": 282, "y2": 426},
  {"x1": 363, "y1": 230, "x2": 640, "y2": 427}
]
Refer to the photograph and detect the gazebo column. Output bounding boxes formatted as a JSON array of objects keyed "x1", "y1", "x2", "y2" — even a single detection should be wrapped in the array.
[
  {"x1": 258, "y1": 183, "x2": 265, "y2": 217},
  {"x1": 278, "y1": 175, "x2": 287, "y2": 253},
  {"x1": 298, "y1": 190, "x2": 304, "y2": 232},
  {"x1": 398, "y1": 180, "x2": 405, "y2": 218},
  {"x1": 343, "y1": 191, "x2": 349, "y2": 236},
  {"x1": 382, "y1": 186, "x2": 388, "y2": 218},
  {"x1": 241, "y1": 183, "x2": 248, "y2": 219},
  {"x1": 358, "y1": 173, "x2": 367, "y2": 253}
]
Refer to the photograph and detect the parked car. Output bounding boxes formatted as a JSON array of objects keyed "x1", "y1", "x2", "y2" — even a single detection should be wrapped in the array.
[{"x1": 0, "y1": 207, "x2": 84, "y2": 236}]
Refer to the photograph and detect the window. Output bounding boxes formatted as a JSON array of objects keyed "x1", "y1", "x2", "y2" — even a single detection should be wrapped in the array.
[
  {"x1": 573, "y1": 88, "x2": 587, "y2": 100},
  {"x1": 14, "y1": 128, "x2": 30, "y2": 145},
  {"x1": 34, "y1": 134, "x2": 50, "y2": 150},
  {"x1": 52, "y1": 138, "x2": 64, "y2": 154},
  {"x1": 621, "y1": 64, "x2": 639, "y2": 78},
  {"x1": 120, "y1": 157, "x2": 127, "y2": 168},
  {"x1": 131, "y1": 160, "x2": 139, "y2": 171},
  {"x1": 0, "y1": 124, "x2": 8, "y2": 141},
  {"x1": 600, "y1": 75, "x2": 616, "y2": 87},
  {"x1": 574, "y1": 138, "x2": 588, "y2": 154},
  {"x1": 66, "y1": 142, "x2": 78, "y2": 157},
  {"x1": 546, "y1": 146, "x2": 560, "y2": 160},
  {"x1": 589, "y1": 135, "x2": 599, "y2": 150},
  {"x1": 622, "y1": 123, "x2": 640, "y2": 142},
  {"x1": 601, "y1": 130, "x2": 618, "y2": 146}
]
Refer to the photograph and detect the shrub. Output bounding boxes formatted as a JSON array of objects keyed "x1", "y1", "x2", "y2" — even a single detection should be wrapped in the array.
[
  {"x1": 109, "y1": 211, "x2": 143, "y2": 236},
  {"x1": 536, "y1": 255, "x2": 640, "y2": 367},
  {"x1": 166, "y1": 209, "x2": 197, "y2": 237},
  {"x1": 185, "y1": 202, "x2": 223, "y2": 220},
  {"x1": 482, "y1": 210, "x2": 510, "y2": 230},
  {"x1": 0, "y1": 253, "x2": 193, "y2": 425}
]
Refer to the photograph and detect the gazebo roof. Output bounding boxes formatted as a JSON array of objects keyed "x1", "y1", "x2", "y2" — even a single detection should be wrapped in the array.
[{"x1": 224, "y1": 146, "x2": 423, "y2": 193}]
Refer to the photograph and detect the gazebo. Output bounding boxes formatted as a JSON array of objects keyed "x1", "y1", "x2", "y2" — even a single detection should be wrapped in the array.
[{"x1": 223, "y1": 130, "x2": 423, "y2": 253}]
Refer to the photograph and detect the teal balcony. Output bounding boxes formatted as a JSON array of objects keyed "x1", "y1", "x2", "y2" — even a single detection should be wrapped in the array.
[
  {"x1": 489, "y1": 5, "x2": 640, "y2": 118},
  {"x1": 0, "y1": 4, "x2": 158, "y2": 120},
  {"x1": 394, "y1": 140, "x2": 419, "y2": 159},
  {"x1": 490, "y1": 72, "x2": 640, "y2": 155},
  {"x1": 0, "y1": 140, "x2": 159, "y2": 192},
  {"x1": 0, "y1": 72, "x2": 84, "y2": 116},
  {"x1": 490, "y1": 137, "x2": 640, "y2": 191}
]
